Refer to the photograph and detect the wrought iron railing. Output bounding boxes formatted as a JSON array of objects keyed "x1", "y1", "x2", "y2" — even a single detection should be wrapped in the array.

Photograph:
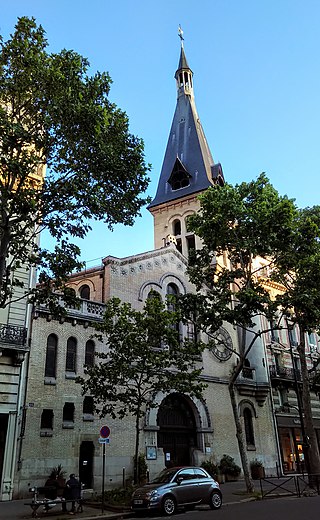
[
  {"x1": 0, "y1": 323, "x2": 27, "y2": 347},
  {"x1": 269, "y1": 364, "x2": 302, "y2": 381}
]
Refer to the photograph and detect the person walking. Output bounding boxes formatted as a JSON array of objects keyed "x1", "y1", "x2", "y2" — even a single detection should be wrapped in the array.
[{"x1": 65, "y1": 474, "x2": 81, "y2": 515}]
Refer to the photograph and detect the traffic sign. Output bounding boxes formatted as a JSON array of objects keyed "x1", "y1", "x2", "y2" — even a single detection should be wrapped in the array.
[
  {"x1": 100, "y1": 425, "x2": 110, "y2": 439},
  {"x1": 99, "y1": 438, "x2": 110, "y2": 444}
]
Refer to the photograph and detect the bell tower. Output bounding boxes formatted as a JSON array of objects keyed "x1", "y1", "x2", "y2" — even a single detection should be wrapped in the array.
[{"x1": 148, "y1": 28, "x2": 224, "y2": 258}]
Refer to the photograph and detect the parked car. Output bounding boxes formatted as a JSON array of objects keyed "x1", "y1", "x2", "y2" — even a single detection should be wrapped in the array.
[{"x1": 131, "y1": 466, "x2": 222, "y2": 516}]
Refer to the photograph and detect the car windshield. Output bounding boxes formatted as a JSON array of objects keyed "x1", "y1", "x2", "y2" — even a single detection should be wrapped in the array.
[{"x1": 151, "y1": 469, "x2": 177, "y2": 484}]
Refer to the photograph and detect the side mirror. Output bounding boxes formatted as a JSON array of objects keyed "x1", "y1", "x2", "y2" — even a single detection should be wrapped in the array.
[{"x1": 176, "y1": 477, "x2": 183, "y2": 485}]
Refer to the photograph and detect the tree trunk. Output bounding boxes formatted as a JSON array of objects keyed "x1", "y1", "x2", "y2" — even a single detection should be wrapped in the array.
[
  {"x1": 298, "y1": 326, "x2": 320, "y2": 478},
  {"x1": 228, "y1": 378, "x2": 255, "y2": 493},
  {"x1": 133, "y1": 409, "x2": 141, "y2": 485},
  {"x1": 0, "y1": 211, "x2": 11, "y2": 298}
]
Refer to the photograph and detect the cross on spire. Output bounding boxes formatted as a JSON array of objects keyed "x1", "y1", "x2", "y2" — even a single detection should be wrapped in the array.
[{"x1": 178, "y1": 25, "x2": 184, "y2": 47}]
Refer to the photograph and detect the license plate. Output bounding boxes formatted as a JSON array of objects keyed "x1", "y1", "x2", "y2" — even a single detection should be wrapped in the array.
[{"x1": 134, "y1": 499, "x2": 143, "y2": 505}]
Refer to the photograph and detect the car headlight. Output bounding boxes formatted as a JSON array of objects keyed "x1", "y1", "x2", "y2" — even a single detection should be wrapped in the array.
[{"x1": 146, "y1": 490, "x2": 158, "y2": 499}]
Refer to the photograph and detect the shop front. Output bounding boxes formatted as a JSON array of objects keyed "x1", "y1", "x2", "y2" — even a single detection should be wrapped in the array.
[{"x1": 277, "y1": 415, "x2": 320, "y2": 474}]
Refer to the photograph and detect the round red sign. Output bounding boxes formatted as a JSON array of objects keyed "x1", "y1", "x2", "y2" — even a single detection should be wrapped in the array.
[{"x1": 100, "y1": 425, "x2": 110, "y2": 439}]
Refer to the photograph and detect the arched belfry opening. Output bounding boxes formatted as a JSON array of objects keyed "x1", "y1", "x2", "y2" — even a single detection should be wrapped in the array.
[{"x1": 157, "y1": 393, "x2": 198, "y2": 467}]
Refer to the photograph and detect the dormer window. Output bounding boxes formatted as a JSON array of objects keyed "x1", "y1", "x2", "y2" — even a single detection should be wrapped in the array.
[{"x1": 168, "y1": 158, "x2": 190, "y2": 191}]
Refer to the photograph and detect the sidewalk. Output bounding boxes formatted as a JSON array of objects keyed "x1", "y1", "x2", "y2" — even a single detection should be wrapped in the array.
[{"x1": 0, "y1": 481, "x2": 252, "y2": 520}]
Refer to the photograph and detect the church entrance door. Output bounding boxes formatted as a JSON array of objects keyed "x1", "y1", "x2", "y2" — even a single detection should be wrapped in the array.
[{"x1": 157, "y1": 394, "x2": 197, "y2": 467}]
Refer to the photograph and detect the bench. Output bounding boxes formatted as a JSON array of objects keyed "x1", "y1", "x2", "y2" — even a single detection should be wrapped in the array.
[{"x1": 24, "y1": 486, "x2": 83, "y2": 518}]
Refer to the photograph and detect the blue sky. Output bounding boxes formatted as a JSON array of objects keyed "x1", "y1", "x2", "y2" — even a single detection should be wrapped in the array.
[{"x1": 2, "y1": 1, "x2": 320, "y2": 267}]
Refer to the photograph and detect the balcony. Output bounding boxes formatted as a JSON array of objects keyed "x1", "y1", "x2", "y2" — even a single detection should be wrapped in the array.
[
  {"x1": 38, "y1": 298, "x2": 106, "y2": 322},
  {"x1": 0, "y1": 323, "x2": 27, "y2": 349},
  {"x1": 269, "y1": 364, "x2": 302, "y2": 382}
]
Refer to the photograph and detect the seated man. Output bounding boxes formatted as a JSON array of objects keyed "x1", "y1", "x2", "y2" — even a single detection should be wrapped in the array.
[{"x1": 44, "y1": 473, "x2": 60, "y2": 511}]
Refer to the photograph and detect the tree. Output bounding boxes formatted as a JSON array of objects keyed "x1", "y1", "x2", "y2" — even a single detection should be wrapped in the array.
[
  {"x1": 0, "y1": 17, "x2": 150, "y2": 311},
  {"x1": 183, "y1": 174, "x2": 298, "y2": 492},
  {"x1": 273, "y1": 206, "x2": 320, "y2": 479},
  {"x1": 77, "y1": 293, "x2": 206, "y2": 483}
]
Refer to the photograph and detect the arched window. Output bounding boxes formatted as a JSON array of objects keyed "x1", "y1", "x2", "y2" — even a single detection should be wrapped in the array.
[
  {"x1": 243, "y1": 407, "x2": 255, "y2": 447},
  {"x1": 66, "y1": 337, "x2": 77, "y2": 372},
  {"x1": 167, "y1": 283, "x2": 180, "y2": 335},
  {"x1": 45, "y1": 334, "x2": 58, "y2": 378},
  {"x1": 80, "y1": 284, "x2": 90, "y2": 300},
  {"x1": 63, "y1": 402, "x2": 75, "y2": 423},
  {"x1": 83, "y1": 396, "x2": 94, "y2": 415},
  {"x1": 147, "y1": 290, "x2": 163, "y2": 349},
  {"x1": 40, "y1": 409, "x2": 53, "y2": 430},
  {"x1": 85, "y1": 340, "x2": 95, "y2": 367},
  {"x1": 167, "y1": 283, "x2": 179, "y2": 308},
  {"x1": 173, "y1": 219, "x2": 181, "y2": 236}
]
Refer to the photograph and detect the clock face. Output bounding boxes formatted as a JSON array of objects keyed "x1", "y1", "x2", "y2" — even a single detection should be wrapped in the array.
[{"x1": 210, "y1": 327, "x2": 233, "y2": 361}]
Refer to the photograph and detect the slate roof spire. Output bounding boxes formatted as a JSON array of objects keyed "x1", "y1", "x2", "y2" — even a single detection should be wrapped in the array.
[{"x1": 148, "y1": 28, "x2": 224, "y2": 210}]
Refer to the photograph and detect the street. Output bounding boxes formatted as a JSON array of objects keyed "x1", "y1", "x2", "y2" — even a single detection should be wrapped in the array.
[{"x1": 149, "y1": 496, "x2": 320, "y2": 520}]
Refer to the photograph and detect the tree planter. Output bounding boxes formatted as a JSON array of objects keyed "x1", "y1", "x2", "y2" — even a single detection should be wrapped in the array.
[{"x1": 251, "y1": 465, "x2": 265, "y2": 480}]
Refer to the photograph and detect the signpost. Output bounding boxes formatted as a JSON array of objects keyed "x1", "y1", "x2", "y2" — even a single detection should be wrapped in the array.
[{"x1": 99, "y1": 425, "x2": 110, "y2": 514}]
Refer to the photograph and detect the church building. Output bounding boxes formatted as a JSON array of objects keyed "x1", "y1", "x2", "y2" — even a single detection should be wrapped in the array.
[{"x1": 13, "y1": 38, "x2": 279, "y2": 498}]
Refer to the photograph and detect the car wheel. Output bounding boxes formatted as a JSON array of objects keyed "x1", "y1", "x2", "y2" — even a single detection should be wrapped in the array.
[
  {"x1": 209, "y1": 491, "x2": 222, "y2": 510},
  {"x1": 162, "y1": 495, "x2": 176, "y2": 516}
]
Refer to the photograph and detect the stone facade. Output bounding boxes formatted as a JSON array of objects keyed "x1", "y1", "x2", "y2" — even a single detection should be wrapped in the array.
[{"x1": 15, "y1": 246, "x2": 279, "y2": 497}]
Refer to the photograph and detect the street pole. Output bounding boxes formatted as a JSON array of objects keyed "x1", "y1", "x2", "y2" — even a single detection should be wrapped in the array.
[{"x1": 102, "y1": 442, "x2": 105, "y2": 514}]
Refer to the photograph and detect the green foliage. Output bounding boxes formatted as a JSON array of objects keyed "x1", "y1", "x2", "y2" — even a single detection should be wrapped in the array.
[
  {"x1": 50, "y1": 464, "x2": 66, "y2": 479},
  {"x1": 201, "y1": 459, "x2": 219, "y2": 478},
  {"x1": 98, "y1": 485, "x2": 134, "y2": 507},
  {"x1": 186, "y1": 174, "x2": 296, "y2": 332},
  {"x1": 0, "y1": 16, "x2": 150, "y2": 310},
  {"x1": 219, "y1": 455, "x2": 241, "y2": 477},
  {"x1": 138, "y1": 453, "x2": 148, "y2": 483},
  {"x1": 77, "y1": 293, "x2": 206, "y2": 482},
  {"x1": 77, "y1": 294, "x2": 206, "y2": 420},
  {"x1": 250, "y1": 458, "x2": 263, "y2": 468}
]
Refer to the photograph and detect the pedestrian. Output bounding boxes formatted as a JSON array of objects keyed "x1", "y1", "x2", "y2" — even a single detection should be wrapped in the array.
[{"x1": 65, "y1": 473, "x2": 81, "y2": 515}]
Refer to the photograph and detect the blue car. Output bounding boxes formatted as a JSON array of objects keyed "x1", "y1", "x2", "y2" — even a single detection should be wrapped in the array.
[{"x1": 131, "y1": 466, "x2": 222, "y2": 516}]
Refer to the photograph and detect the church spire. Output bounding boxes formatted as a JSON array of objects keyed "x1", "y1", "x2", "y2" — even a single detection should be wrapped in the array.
[
  {"x1": 148, "y1": 30, "x2": 224, "y2": 211},
  {"x1": 175, "y1": 26, "x2": 194, "y2": 100}
]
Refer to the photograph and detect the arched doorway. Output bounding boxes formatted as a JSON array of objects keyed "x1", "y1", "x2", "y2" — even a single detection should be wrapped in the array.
[{"x1": 157, "y1": 393, "x2": 197, "y2": 467}]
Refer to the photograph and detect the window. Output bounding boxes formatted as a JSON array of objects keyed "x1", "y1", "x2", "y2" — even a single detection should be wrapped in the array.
[
  {"x1": 63, "y1": 402, "x2": 75, "y2": 423},
  {"x1": 66, "y1": 337, "x2": 77, "y2": 372},
  {"x1": 269, "y1": 319, "x2": 280, "y2": 343},
  {"x1": 194, "y1": 468, "x2": 208, "y2": 479},
  {"x1": 40, "y1": 409, "x2": 53, "y2": 430},
  {"x1": 83, "y1": 396, "x2": 94, "y2": 415},
  {"x1": 175, "y1": 468, "x2": 195, "y2": 481},
  {"x1": 167, "y1": 283, "x2": 178, "y2": 312},
  {"x1": 147, "y1": 290, "x2": 163, "y2": 349},
  {"x1": 167, "y1": 283, "x2": 180, "y2": 336},
  {"x1": 308, "y1": 332, "x2": 318, "y2": 353},
  {"x1": 186, "y1": 235, "x2": 195, "y2": 256},
  {"x1": 288, "y1": 326, "x2": 299, "y2": 347},
  {"x1": 168, "y1": 158, "x2": 190, "y2": 191},
  {"x1": 85, "y1": 340, "x2": 95, "y2": 367},
  {"x1": 243, "y1": 408, "x2": 255, "y2": 447},
  {"x1": 45, "y1": 334, "x2": 57, "y2": 378},
  {"x1": 173, "y1": 219, "x2": 181, "y2": 236},
  {"x1": 80, "y1": 284, "x2": 90, "y2": 300}
]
